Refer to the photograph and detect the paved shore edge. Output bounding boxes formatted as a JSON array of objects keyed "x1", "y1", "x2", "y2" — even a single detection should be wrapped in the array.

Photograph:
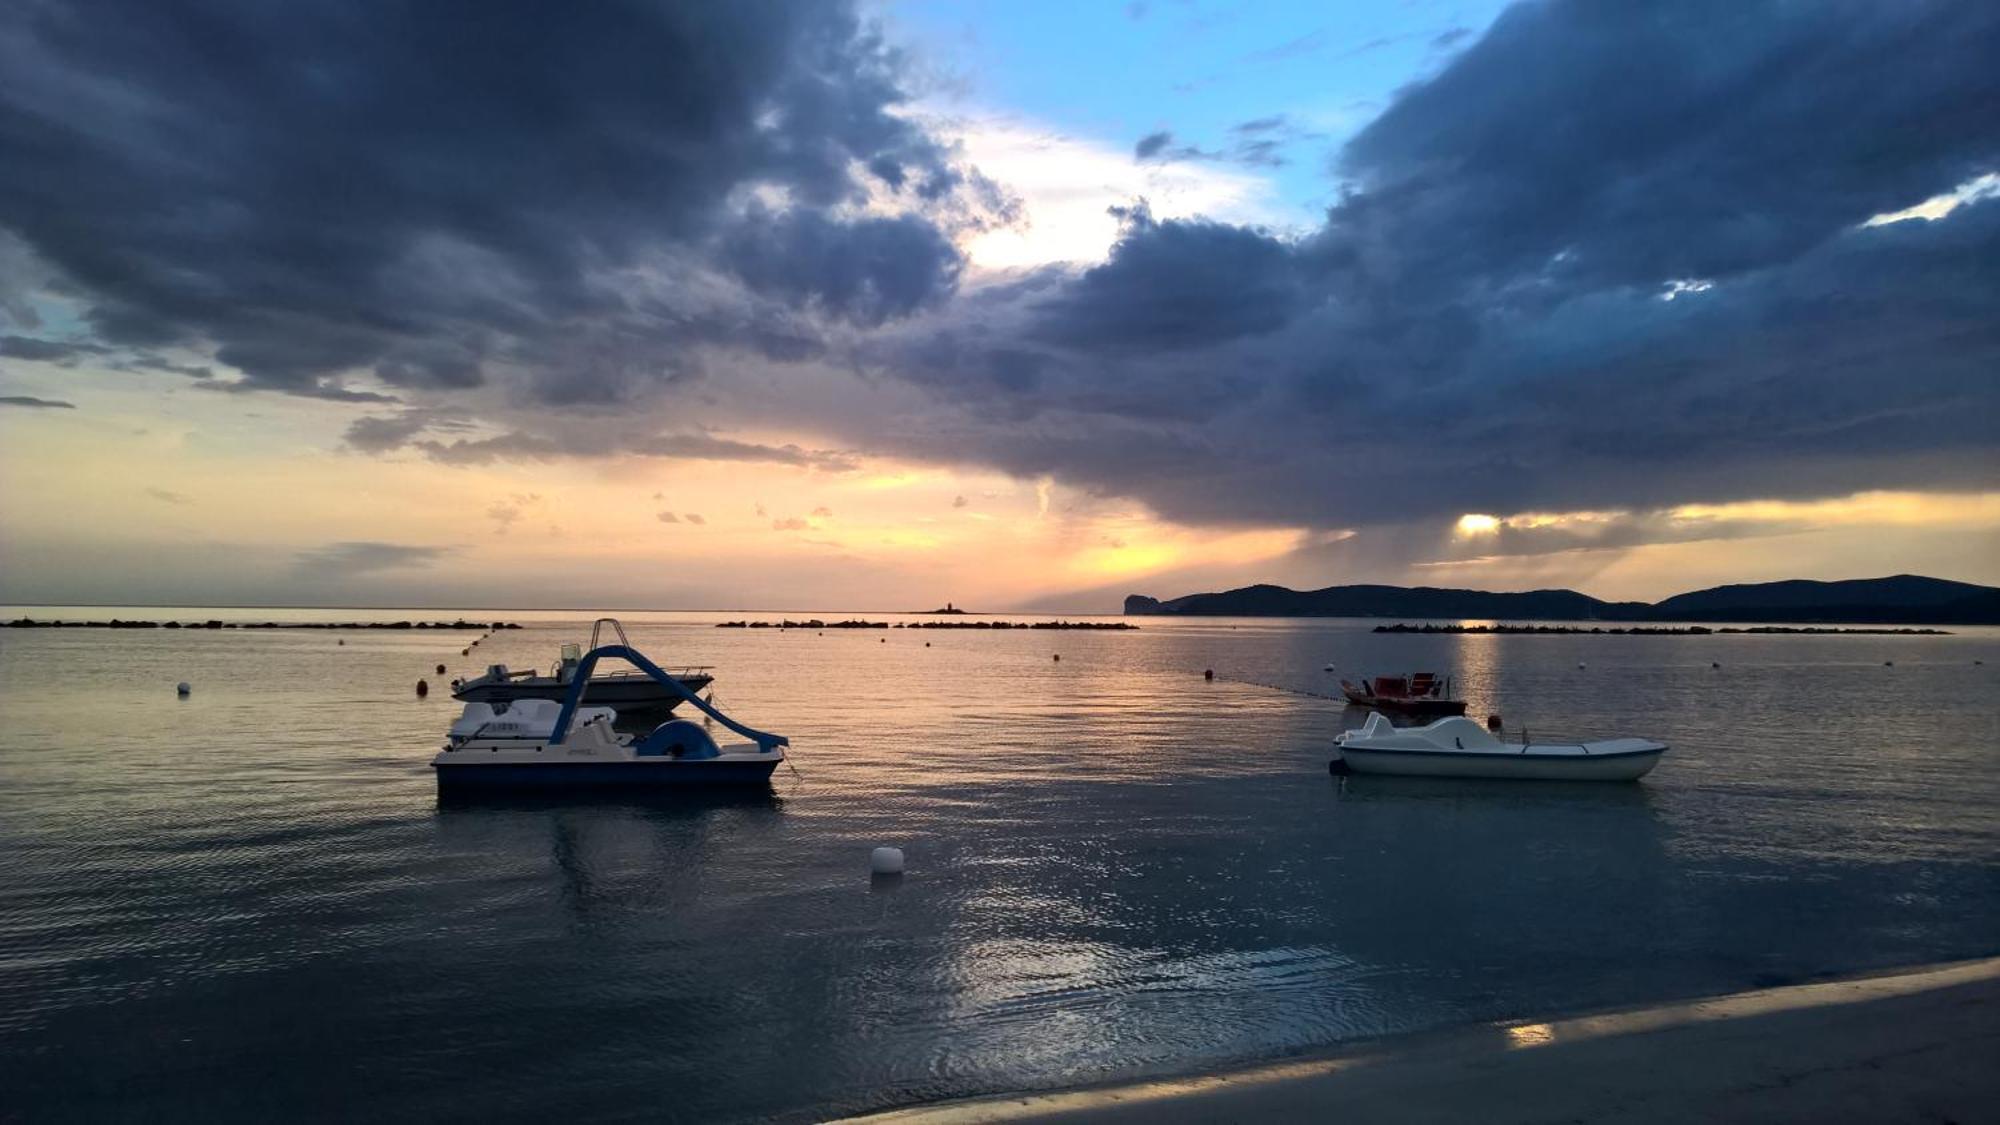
[{"x1": 828, "y1": 955, "x2": 2000, "y2": 1124}]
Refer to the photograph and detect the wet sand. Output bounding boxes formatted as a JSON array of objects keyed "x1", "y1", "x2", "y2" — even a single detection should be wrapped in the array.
[{"x1": 835, "y1": 956, "x2": 2000, "y2": 1124}]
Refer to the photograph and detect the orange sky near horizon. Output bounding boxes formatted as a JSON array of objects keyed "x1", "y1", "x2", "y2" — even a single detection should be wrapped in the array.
[{"x1": 4, "y1": 374, "x2": 1996, "y2": 611}]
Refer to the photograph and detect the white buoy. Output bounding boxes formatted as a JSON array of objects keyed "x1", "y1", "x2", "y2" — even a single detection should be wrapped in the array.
[
  {"x1": 176, "y1": 681, "x2": 191, "y2": 696},
  {"x1": 1577, "y1": 662, "x2": 1587, "y2": 669},
  {"x1": 871, "y1": 846, "x2": 905, "y2": 876},
  {"x1": 1323, "y1": 664, "x2": 1335, "y2": 672}
]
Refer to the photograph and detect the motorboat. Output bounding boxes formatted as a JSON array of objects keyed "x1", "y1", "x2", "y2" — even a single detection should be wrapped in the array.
[
  {"x1": 451, "y1": 618, "x2": 713, "y2": 717},
  {"x1": 1338, "y1": 672, "x2": 1466, "y2": 717},
  {"x1": 1333, "y1": 713, "x2": 1667, "y2": 781},
  {"x1": 433, "y1": 642, "x2": 786, "y2": 790}
]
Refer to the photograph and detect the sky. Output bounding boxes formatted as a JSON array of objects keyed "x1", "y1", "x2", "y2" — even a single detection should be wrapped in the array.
[{"x1": 1, "y1": 0, "x2": 1996, "y2": 611}]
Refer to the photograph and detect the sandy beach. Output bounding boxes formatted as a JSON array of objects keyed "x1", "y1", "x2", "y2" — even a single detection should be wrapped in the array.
[{"x1": 836, "y1": 956, "x2": 2000, "y2": 1124}]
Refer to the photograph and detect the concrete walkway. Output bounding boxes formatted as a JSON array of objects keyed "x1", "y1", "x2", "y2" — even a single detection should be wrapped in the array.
[{"x1": 833, "y1": 956, "x2": 2000, "y2": 1124}]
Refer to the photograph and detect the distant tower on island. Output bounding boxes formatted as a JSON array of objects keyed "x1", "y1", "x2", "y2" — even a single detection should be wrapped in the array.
[{"x1": 923, "y1": 601, "x2": 968, "y2": 614}]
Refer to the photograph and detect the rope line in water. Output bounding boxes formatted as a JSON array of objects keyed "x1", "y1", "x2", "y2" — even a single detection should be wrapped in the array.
[{"x1": 1205, "y1": 673, "x2": 1349, "y2": 703}]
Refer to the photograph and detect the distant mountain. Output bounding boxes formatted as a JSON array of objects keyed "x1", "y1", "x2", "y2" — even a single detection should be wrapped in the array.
[
  {"x1": 1124, "y1": 575, "x2": 2000, "y2": 625},
  {"x1": 1648, "y1": 575, "x2": 2000, "y2": 624},
  {"x1": 1125, "y1": 584, "x2": 1649, "y2": 620}
]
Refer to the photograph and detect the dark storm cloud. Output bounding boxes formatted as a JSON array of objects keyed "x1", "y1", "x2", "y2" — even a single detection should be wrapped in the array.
[
  {"x1": 859, "y1": 0, "x2": 2000, "y2": 540},
  {"x1": 6, "y1": 0, "x2": 1997, "y2": 561},
  {"x1": 1031, "y1": 205, "x2": 1303, "y2": 352},
  {"x1": 0, "y1": 0, "x2": 981, "y2": 399},
  {"x1": 1335, "y1": 0, "x2": 2000, "y2": 295},
  {"x1": 0, "y1": 394, "x2": 75, "y2": 409},
  {"x1": 718, "y1": 207, "x2": 963, "y2": 327}
]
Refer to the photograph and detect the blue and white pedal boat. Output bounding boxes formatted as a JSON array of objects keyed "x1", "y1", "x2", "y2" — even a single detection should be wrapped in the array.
[
  {"x1": 1334, "y1": 713, "x2": 1666, "y2": 781},
  {"x1": 432, "y1": 643, "x2": 786, "y2": 790}
]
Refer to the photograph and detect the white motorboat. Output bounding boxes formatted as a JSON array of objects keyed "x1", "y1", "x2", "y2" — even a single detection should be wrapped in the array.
[
  {"x1": 1333, "y1": 713, "x2": 1667, "y2": 781},
  {"x1": 433, "y1": 642, "x2": 786, "y2": 790}
]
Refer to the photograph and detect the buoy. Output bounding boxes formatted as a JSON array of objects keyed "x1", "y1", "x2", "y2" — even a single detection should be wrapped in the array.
[
  {"x1": 1053, "y1": 654, "x2": 1060, "y2": 662},
  {"x1": 880, "y1": 638, "x2": 885, "y2": 643},
  {"x1": 416, "y1": 679, "x2": 429, "y2": 697},
  {"x1": 1323, "y1": 664, "x2": 1335, "y2": 672},
  {"x1": 435, "y1": 663, "x2": 446, "y2": 674},
  {"x1": 925, "y1": 642, "x2": 931, "y2": 647},
  {"x1": 461, "y1": 648, "x2": 469, "y2": 656},
  {"x1": 871, "y1": 846, "x2": 905, "y2": 876},
  {"x1": 1486, "y1": 713, "x2": 1502, "y2": 732},
  {"x1": 1884, "y1": 660, "x2": 1894, "y2": 667},
  {"x1": 175, "y1": 681, "x2": 191, "y2": 696},
  {"x1": 1204, "y1": 669, "x2": 1214, "y2": 681},
  {"x1": 1577, "y1": 662, "x2": 1587, "y2": 669},
  {"x1": 1712, "y1": 661, "x2": 1721, "y2": 668},
  {"x1": 338, "y1": 639, "x2": 345, "y2": 646}
]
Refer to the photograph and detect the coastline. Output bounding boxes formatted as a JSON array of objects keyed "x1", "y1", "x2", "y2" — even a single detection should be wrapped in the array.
[{"x1": 830, "y1": 955, "x2": 2000, "y2": 1124}]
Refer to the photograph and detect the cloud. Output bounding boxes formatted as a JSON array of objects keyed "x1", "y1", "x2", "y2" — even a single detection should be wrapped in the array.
[
  {"x1": 0, "y1": 394, "x2": 75, "y2": 409},
  {"x1": 0, "y1": 335, "x2": 104, "y2": 363},
  {"x1": 952, "y1": 494, "x2": 968, "y2": 508},
  {"x1": 342, "y1": 411, "x2": 859, "y2": 470},
  {"x1": 293, "y1": 541, "x2": 450, "y2": 577},
  {"x1": 344, "y1": 410, "x2": 460, "y2": 453},
  {"x1": 717, "y1": 207, "x2": 964, "y2": 327},
  {"x1": 842, "y1": 0, "x2": 2000, "y2": 544},
  {"x1": 145, "y1": 487, "x2": 190, "y2": 504},
  {"x1": 486, "y1": 493, "x2": 541, "y2": 534},
  {"x1": 772, "y1": 517, "x2": 809, "y2": 531},
  {"x1": 7, "y1": 0, "x2": 1997, "y2": 573},
  {"x1": 811, "y1": 506, "x2": 833, "y2": 518},
  {"x1": 684, "y1": 513, "x2": 706, "y2": 525},
  {"x1": 0, "y1": 0, "x2": 987, "y2": 402},
  {"x1": 656, "y1": 511, "x2": 681, "y2": 523}
]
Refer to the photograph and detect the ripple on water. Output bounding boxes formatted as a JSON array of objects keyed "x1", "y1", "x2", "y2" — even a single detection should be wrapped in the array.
[{"x1": 2, "y1": 616, "x2": 1999, "y2": 1121}]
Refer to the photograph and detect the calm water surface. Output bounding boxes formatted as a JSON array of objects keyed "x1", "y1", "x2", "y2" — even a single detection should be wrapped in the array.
[{"x1": 3, "y1": 608, "x2": 1998, "y2": 1121}]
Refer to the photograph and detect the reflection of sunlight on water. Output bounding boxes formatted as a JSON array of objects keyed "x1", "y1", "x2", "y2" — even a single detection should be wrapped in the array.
[
  {"x1": 5, "y1": 615, "x2": 2000, "y2": 1122},
  {"x1": 1451, "y1": 630, "x2": 1502, "y2": 718},
  {"x1": 1504, "y1": 1022, "x2": 1556, "y2": 1048}
]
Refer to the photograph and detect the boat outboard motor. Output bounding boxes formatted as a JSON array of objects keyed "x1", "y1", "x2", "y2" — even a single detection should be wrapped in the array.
[{"x1": 635, "y1": 720, "x2": 722, "y2": 760}]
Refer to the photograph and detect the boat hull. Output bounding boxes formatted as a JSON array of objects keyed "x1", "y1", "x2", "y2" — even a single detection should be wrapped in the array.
[
  {"x1": 1336, "y1": 745, "x2": 1665, "y2": 781},
  {"x1": 453, "y1": 675, "x2": 714, "y2": 713},
  {"x1": 1343, "y1": 696, "x2": 1468, "y2": 717},
  {"x1": 434, "y1": 757, "x2": 779, "y2": 789}
]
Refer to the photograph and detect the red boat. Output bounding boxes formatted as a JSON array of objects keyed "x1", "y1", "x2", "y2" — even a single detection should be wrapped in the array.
[{"x1": 1338, "y1": 672, "x2": 1467, "y2": 717}]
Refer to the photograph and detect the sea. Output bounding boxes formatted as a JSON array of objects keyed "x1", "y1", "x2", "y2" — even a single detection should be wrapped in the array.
[{"x1": 2, "y1": 607, "x2": 1997, "y2": 1122}]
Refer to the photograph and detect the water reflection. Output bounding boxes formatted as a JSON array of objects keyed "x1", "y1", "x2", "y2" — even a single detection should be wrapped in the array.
[
  {"x1": 4, "y1": 615, "x2": 1999, "y2": 1124},
  {"x1": 1332, "y1": 774, "x2": 1663, "y2": 810},
  {"x1": 433, "y1": 788, "x2": 782, "y2": 815}
]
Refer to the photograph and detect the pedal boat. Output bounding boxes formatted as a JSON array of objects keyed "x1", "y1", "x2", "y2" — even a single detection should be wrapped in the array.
[
  {"x1": 1334, "y1": 713, "x2": 1666, "y2": 781},
  {"x1": 450, "y1": 618, "x2": 713, "y2": 718},
  {"x1": 1337, "y1": 672, "x2": 1467, "y2": 717},
  {"x1": 432, "y1": 643, "x2": 785, "y2": 790}
]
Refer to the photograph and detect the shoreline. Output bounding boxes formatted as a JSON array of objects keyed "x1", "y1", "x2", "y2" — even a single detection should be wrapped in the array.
[{"x1": 831, "y1": 955, "x2": 2000, "y2": 1124}]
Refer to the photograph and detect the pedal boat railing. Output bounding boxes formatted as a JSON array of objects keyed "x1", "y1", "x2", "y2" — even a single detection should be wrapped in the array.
[{"x1": 546, "y1": 644, "x2": 788, "y2": 754}]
